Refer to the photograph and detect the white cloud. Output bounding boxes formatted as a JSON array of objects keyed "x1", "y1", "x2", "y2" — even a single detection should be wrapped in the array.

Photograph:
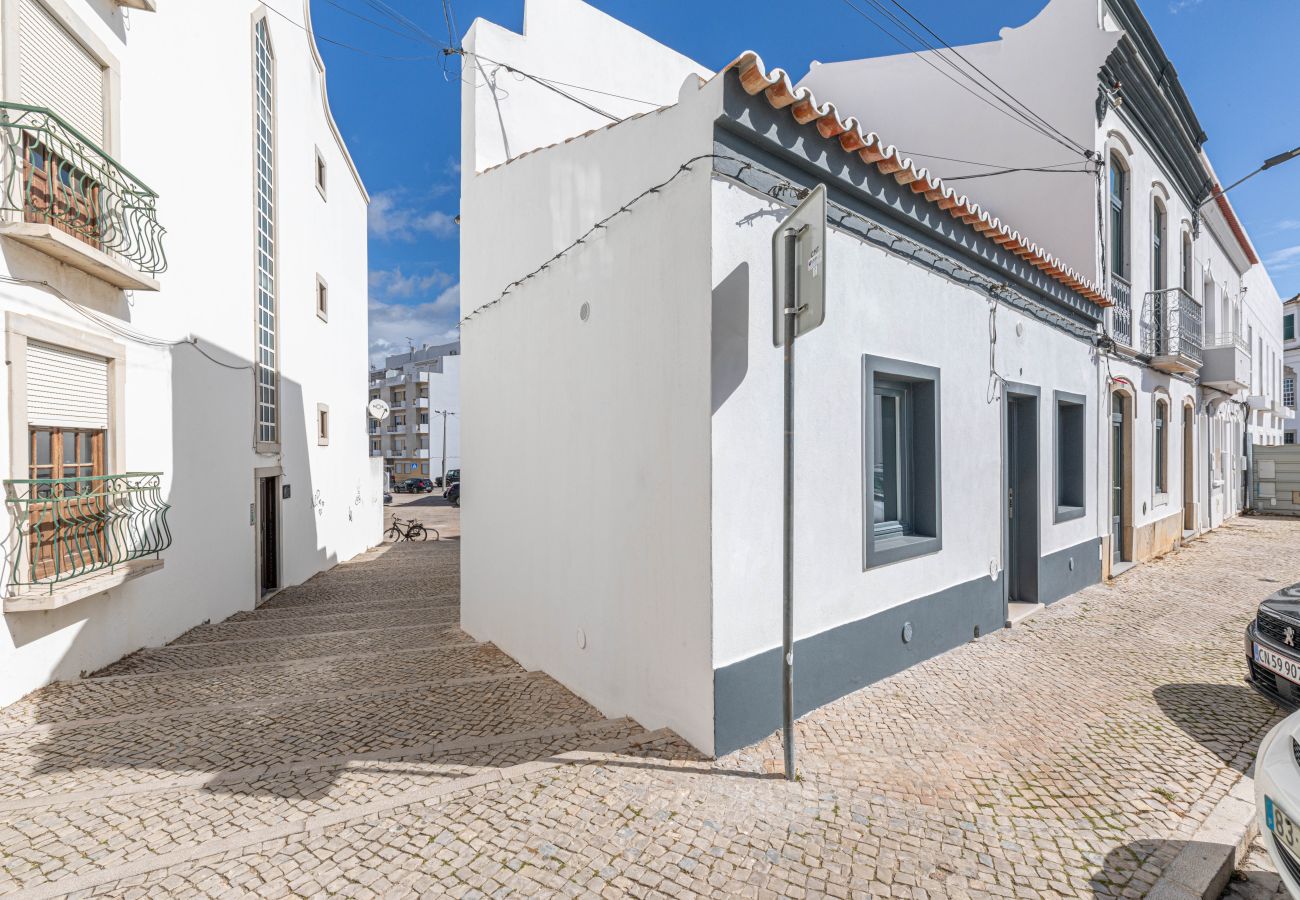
[
  {"x1": 367, "y1": 283, "x2": 460, "y2": 369},
  {"x1": 1277, "y1": 219, "x2": 1300, "y2": 231},
  {"x1": 1168, "y1": 0, "x2": 1204, "y2": 11},
  {"x1": 1265, "y1": 245, "x2": 1300, "y2": 272},
  {"x1": 369, "y1": 266, "x2": 455, "y2": 299},
  {"x1": 368, "y1": 191, "x2": 457, "y2": 242}
]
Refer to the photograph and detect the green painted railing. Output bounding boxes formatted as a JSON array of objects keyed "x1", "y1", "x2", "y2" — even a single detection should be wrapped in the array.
[
  {"x1": 4, "y1": 473, "x2": 171, "y2": 591},
  {"x1": 0, "y1": 102, "x2": 167, "y2": 275}
]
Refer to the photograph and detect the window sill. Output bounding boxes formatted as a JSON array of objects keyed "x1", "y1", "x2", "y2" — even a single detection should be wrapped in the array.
[
  {"x1": 1054, "y1": 505, "x2": 1086, "y2": 523},
  {"x1": 1154, "y1": 493, "x2": 1170, "y2": 508},
  {"x1": 0, "y1": 223, "x2": 161, "y2": 291},
  {"x1": 4, "y1": 559, "x2": 165, "y2": 612},
  {"x1": 866, "y1": 532, "x2": 941, "y2": 570}
]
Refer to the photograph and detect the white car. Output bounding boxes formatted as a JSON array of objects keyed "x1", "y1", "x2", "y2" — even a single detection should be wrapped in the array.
[{"x1": 1256, "y1": 712, "x2": 1300, "y2": 894}]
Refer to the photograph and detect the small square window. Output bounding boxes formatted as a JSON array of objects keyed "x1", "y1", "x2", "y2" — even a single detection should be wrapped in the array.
[
  {"x1": 314, "y1": 148, "x2": 327, "y2": 199},
  {"x1": 317, "y1": 403, "x2": 330, "y2": 446},
  {"x1": 863, "y1": 355, "x2": 941, "y2": 570},
  {"x1": 316, "y1": 275, "x2": 328, "y2": 321},
  {"x1": 1054, "y1": 392, "x2": 1086, "y2": 522}
]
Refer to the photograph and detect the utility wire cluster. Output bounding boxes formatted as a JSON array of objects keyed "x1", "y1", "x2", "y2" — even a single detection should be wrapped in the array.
[
  {"x1": 834, "y1": 0, "x2": 1093, "y2": 162},
  {"x1": 0, "y1": 276, "x2": 252, "y2": 371},
  {"x1": 460, "y1": 151, "x2": 1104, "y2": 350}
]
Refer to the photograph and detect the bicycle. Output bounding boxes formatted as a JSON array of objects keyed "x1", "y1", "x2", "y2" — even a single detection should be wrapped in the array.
[{"x1": 385, "y1": 515, "x2": 431, "y2": 542}]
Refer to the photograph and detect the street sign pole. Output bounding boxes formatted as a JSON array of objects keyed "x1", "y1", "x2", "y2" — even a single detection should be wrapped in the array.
[
  {"x1": 781, "y1": 228, "x2": 798, "y2": 783},
  {"x1": 771, "y1": 183, "x2": 827, "y2": 784}
]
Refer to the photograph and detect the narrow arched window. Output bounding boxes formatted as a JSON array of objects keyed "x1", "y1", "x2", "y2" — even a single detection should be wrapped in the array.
[
  {"x1": 1152, "y1": 200, "x2": 1166, "y2": 292},
  {"x1": 1181, "y1": 231, "x2": 1193, "y2": 294},
  {"x1": 1109, "y1": 154, "x2": 1127, "y2": 280}
]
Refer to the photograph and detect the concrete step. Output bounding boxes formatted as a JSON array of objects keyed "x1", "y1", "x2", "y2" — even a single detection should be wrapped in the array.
[
  {"x1": 226, "y1": 595, "x2": 456, "y2": 622},
  {"x1": 0, "y1": 719, "x2": 644, "y2": 896},
  {"x1": 90, "y1": 623, "x2": 469, "y2": 678},
  {"x1": 170, "y1": 606, "x2": 460, "y2": 645},
  {"x1": 258, "y1": 575, "x2": 459, "y2": 609},
  {"x1": 0, "y1": 643, "x2": 521, "y2": 732},
  {"x1": 0, "y1": 672, "x2": 601, "y2": 804}
]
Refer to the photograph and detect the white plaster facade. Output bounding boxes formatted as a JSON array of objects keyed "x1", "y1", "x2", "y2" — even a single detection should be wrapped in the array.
[
  {"x1": 799, "y1": 0, "x2": 1286, "y2": 543},
  {"x1": 0, "y1": 0, "x2": 380, "y2": 706},
  {"x1": 460, "y1": 0, "x2": 1286, "y2": 756},
  {"x1": 368, "y1": 342, "x2": 460, "y2": 485}
]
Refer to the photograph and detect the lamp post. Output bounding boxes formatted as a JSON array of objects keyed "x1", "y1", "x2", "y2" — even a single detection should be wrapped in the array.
[
  {"x1": 1198, "y1": 145, "x2": 1300, "y2": 209},
  {"x1": 433, "y1": 409, "x2": 456, "y2": 488}
]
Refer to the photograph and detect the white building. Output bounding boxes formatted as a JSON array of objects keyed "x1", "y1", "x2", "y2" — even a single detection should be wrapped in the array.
[
  {"x1": 800, "y1": 0, "x2": 1288, "y2": 534},
  {"x1": 0, "y1": 0, "x2": 380, "y2": 706},
  {"x1": 1282, "y1": 295, "x2": 1298, "y2": 444},
  {"x1": 368, "y1": 341, "x2": 460, "y2": 485},
  {"x1": 458, "y1": 0, "x2": 1286, "y2": 757}
]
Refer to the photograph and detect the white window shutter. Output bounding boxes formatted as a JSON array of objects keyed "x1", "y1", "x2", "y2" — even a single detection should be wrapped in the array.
[
  {"x1": 27, "y1": 342, "x2": 110, "y2": 430},
  {"x1": 17, "y1": 0, "x2": 106, "y2": 147}
]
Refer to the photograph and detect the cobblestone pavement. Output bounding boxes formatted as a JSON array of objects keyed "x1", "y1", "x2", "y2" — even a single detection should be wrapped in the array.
[{"x1": 3, "y1": 517, "x2": 1298, "y2": 898}]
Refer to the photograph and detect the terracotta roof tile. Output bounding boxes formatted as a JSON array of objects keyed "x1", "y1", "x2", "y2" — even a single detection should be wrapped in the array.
[
  {"x1": 1210, "y1": 185, "x2": 1260, "y2": 266},
  {"x1": 723, "y1": 51, "x2": 1112, "y2": 308}
]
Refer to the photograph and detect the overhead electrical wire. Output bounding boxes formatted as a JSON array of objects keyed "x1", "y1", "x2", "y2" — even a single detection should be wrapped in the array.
[
  {"x1": 878, "y1": 0, "x2": 1090, "y2": 157},
  {"x1": 941, "y1": 164, "x2": 1098, "y2": 182},
  {"x1": 0, "y1": 276, "x2": 252, "y2": 371},
  {"x1": 832, "y1": 0, "x2": 1090, "y2": 159},
  {"x1": 260, "y1": 1, "x2": 439, "y2": 60}
]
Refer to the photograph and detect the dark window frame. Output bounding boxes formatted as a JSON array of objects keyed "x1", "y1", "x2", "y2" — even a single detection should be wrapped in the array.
[
  {"x1": 1053, "y1": 391, "x2": 1087, "y2": 523},
  {"x1": 862, "y1": 355, "x2": 941, "y2": 570}
]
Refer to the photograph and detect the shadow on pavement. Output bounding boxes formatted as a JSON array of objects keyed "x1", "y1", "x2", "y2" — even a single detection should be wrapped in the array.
[{"x1": 1153, "y1": 682, "x2": 1280, "y2": 773}]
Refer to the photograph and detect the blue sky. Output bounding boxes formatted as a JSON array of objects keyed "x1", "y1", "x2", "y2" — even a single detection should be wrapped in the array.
[{"x1": 304, "y1": 0, "x2": 1300, "y2": 365}]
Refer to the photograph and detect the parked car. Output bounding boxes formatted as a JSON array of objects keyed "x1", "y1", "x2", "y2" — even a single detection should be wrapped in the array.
[
  {"x1": 442, "y1": 469, "x2": 460, "y2": 498},
  {"x1": 1246, "y1": 582, "x2": 1300, "y2": 707},
  {"x1": 402, "y1": 478, "x2": 435, "y2": 493},
  {"x1": 1249, "y1": 585, "x2": 1300, "y2": 893},
  {"x1": 383, "y1": 490, "x2": 393, "y2": 505},
  {"x1": 1256, "y1": 708, "x2": 1300, "y2": 894},
  {"x1": 446, "y1": 481, "x2": 460, "y2": 508},
  {"x1": 390, "y1": 481, "x2": 409, "y2": 493}
]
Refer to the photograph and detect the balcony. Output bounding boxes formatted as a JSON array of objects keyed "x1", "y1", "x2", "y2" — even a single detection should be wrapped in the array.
[
  {"x1": 1109, "y1": 274, "x2": 1133, "y2": 347},
  {"x1": 413, "y1": 397, "x2": 430, "y2": 409},
  {"x1": 0, "y1": 104, "x2": 165, "y2": 290},
  {"x1": 413, "y1": 449, "x2": 431, "y2": 460},
  {"x1": 414, "y1": 423, "x2": 430, "y2": 434},
  {"x1": 370, "y1": 449, "x2": 384, "y2": 457},
  {"x1": 3, "y1": 473, "x2": 171, "y2": 611},
  {"x1": 1201, "y1": 330, "x2": 1251, "y2": 393},
  {"x1": 1140, "y1": 288, "x2": 1202, "y2": 375}
]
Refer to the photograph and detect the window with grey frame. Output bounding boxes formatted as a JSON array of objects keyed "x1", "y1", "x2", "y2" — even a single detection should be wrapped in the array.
[
  {"x1": 1054, "y1": 392, "x2": 1086, "y2": 522},
  {"x1": 1154, "y1": 399, "x2": 1169, "y2": 495},
  {"x1": 863, "y1": 355, "x2": 940, "y2": 570}
]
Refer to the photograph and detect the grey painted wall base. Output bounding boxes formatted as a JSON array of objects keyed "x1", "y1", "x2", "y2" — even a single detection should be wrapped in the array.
[
  {"x1": 713, "y1": 572, "x2": 1003, "y2": 756},
  {"x1": 1036, "y1": 537, "x2": 1102, "y2": 606},
  {"x1": 712, "y1": 538, "x2": 1103, "y2": 755}
]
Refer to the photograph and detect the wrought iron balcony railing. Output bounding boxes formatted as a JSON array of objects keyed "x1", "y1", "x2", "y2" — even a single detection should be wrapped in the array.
[
  {"x1": 0, "y1": 103, "x2": 167, "y2": 275},
  {"x1": 4, "y1": 473, "x2": 171, "y2": 592},
  {"x1": 1140, "y1": 287, "x2": 1203, "y2": 364},
  {"x1": 1110, "y1": 274, "x2": 1133, "y2": 347}
]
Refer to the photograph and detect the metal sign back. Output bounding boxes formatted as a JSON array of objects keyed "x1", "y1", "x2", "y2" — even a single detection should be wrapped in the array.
[{"x1": 772, "y1": 183, "x2": 827, "y2": 347}]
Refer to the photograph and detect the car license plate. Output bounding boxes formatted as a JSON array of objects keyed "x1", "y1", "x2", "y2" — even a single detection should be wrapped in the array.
[
  {"x1": 1267, "y1": 797, "x2": 1300, "y2": 861},
  {"x1": 1255, "y1": 642, "x2": 1300, "y2": 686}
]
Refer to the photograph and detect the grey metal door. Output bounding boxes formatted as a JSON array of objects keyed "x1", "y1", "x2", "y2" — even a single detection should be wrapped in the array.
[{"x1": 1006, "y1": 395, "x2": 1039, "y2": 603}]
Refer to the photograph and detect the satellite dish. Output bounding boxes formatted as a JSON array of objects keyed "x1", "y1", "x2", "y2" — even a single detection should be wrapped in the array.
[{"x1": 367, "y1": 398, "x2": 391, "y2": 421}]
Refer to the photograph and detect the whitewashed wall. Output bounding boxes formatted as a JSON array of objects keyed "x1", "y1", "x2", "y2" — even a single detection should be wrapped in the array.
[
  {"x1": 0, "y1": 0, "x2": 379, "y2": 706},
  {"x1": 459, "y1": 19, "x2": 725, "y2": 748},
  {"x1": 709, "y1": 177, "x2": 1101, "y2": 671}
]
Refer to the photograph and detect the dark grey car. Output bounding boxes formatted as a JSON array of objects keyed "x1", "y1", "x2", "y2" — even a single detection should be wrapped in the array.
[{"x1": 1247, "y1": 582, "x2": 1300, "y2": 707}]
